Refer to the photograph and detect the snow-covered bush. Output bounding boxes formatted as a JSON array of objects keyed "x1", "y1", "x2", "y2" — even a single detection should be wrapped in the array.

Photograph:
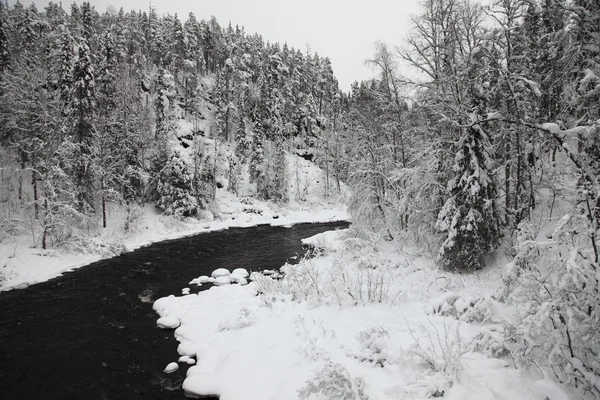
[
  {"x1": 217, "y1": 308, "x2": 256, "y2": 331},
  {"x1": 298, "y1": 361, "x2": 369, "y2": 400},
  {"x1": 469, "y1": 329, "x2": 508, "y2": 358},
  {"x1": 503, "y1": 216, "x2": 600, "y2": 397},
  {"x1": 406, "y1": 319, "x2": 465, "y2": 381},
  {"x1": 352, "y1": 326, "x2": 394, "y2": 367},
  {"x1": 428, "y1": 292, "x2": 500, "y2": 324},
  {"x1": 257, "y1": 235, "x2": 395, "y2": 306}
]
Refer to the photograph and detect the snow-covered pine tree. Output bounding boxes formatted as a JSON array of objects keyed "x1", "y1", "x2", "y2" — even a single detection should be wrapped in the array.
[
  {"x1": 96, "y1": 31, "x2": 120, "y2": 228},
  {"x1": 149, "y1": 67, "x2": 176, "y2": 202},
  {"x1": 436, "y1": 120, "x2": 500, "y2": 271},
  {"x1": 0, "y1": 2, "x2": 9, "y2": 72},
  {"x1": 57, "y1": 22, "x2": 74, "y2": 115},
  {"x1": 157, "y1": 149, "x2": 198, "y2": 218},
  {"x1": 69, "y1": 38, "x2": 97, "y2": 215}
]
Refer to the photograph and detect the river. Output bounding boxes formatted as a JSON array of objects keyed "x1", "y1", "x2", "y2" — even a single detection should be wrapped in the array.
[{"x1": 0, "y1": 221, "x2": 349, "y2": 399}]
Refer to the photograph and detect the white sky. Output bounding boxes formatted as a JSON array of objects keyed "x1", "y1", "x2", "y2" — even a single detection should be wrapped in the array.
[{"x1": 17, "y1": 0, "x2": 422, "y2": 91}]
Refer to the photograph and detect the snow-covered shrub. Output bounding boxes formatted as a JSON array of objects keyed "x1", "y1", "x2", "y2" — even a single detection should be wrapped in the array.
[
  {"x1": 469, "y1": 329, "x2": 509, "y2": 358},
  {"x1": 329, "y1": 251, "x2": 391, "y2": 305},
  {"x1": 217, "y1": 308, "x2": 256, "y2": 331},
  {"x1": 503, "y1": 216, "x2": 600, "y2": 396},
  {"x1": 56, "y1": 235, "x2": 125, "y2": 257},
  {"x1": 429, "y1": 293, "x2": 500, "y2": 324},
  {"x1": 123, "y1": 204, "x2": 144, "y2": 233},
  {"x1": 406, "y1": 319, "x2": 465, "y2": 381},
  {"x1": 352, "y1": 326, "x2": 394, "y2": 367},
  {"x1": 298, "y1": 361, "x2": 369, "y2": 400}
]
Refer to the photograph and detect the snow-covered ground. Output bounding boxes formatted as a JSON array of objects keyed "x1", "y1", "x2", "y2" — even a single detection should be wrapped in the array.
[{"x1": 153, "y1": 229, "x2": 574, "y2": 400}]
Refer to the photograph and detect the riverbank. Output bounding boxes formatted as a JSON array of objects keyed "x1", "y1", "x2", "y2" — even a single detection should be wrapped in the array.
[
  {"x1": 0, "y1": 188, "x2": 348, "y2": 292},
  {"x1": 154, "y1": 228, "x2": 575, "y2": 400}
]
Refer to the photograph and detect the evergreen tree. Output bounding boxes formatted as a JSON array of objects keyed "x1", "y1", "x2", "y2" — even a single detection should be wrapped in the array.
[
  {"x1": 157, "y1": 150, "x2": 198, "y2": 217},
  {"x1": 435, "y1": 123, "x2": 501, "y2": 271},
  {"x1": 69, "y1": 39, "x2": 97, "y2": 214}
]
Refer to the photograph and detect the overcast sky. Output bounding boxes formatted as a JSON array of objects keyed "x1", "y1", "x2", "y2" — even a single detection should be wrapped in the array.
[{"x1": 16, "y1": 0, "x2": 422, "y2": 91}]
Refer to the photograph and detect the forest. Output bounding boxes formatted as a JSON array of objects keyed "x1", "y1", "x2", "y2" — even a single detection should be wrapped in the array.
[{"x1": 0, "y1": 0, "x2": 599, "y2": 398}]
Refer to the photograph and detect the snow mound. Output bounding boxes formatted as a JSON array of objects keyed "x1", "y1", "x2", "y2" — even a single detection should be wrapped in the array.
[
  {"x1": 178, "y1": 355, "x2": 196, "y2": 365},
  {"x1": 157, "y1": 316, "x2": 181, "y2": 329},
  {"x1": 231, "y1": 268, "x2": 249, "y2": 278},
  {"x1": 164, "y1": 362, "x2": 179, "y2": 374},
  {"x1": 211, "y1": 268, "x2": 230, "y2": 278},
  {"x1": 182, "y1": 288, "x2": 190, "y2": 295},
  {"x1": 188, "y1": 278, "x2": 203, "y2": 286},
  {"x1": 214, "y1": 276, "x2": 231, "y2": 286},
  {"x1": 198, "y1": 275, "x2": 211, "y2": 283},
  {"x1": 237, "y1": 278, "x2": 248, "y2": 286}
]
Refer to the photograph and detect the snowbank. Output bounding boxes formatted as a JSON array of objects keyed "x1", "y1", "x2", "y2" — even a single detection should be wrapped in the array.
[{"x1": 153, "y1": 230, "x2": 571, "y2": 400}]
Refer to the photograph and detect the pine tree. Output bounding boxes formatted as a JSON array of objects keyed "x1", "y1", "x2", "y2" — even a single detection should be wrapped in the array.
[
  {"x1": 149, "y1": 67, "x2": 176, "y2": 202},
  {"x1": 70, "y1": 39, "x2": 97, "y2": 214},
  {"x1": 436, "y1": 123, "x2": 501, "y2": 271},
  {"x1": 157, "y1": 150, "x2": 198, "y2": 217},
  {"x1": 96, "y1": 31, "x2": 119, "y2": 228},
  {"x1": 0, "y1": 2, "x2": 10, "y2": 72}
]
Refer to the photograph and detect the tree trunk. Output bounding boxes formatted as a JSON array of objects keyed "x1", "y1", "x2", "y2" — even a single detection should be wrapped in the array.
[
  {"x1": 32, "y1": 168, "x2": 39, "y2": 220},
  {"x1": 18, "y1": 152, "x2": 25, "y2": 201},
  {"x1": 505, "y1": 135, "x2": 511, "y2": 225}
]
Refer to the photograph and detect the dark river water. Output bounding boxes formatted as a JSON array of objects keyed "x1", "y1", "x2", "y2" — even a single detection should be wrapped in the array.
[{"x1": 0, "y1": 221, "x2": 349, "y2": 400}]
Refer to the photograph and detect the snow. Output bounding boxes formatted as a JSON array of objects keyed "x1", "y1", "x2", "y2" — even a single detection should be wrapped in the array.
[
  {"x1": 211, "y1": 268, "x2": 231, "y2": 278},
  {"x1": 231, "y1": 268, "x2": 249, "y2": 278},
  {"x1": 178, "y1": 355, "x2": 196, "y2": 365},
  {"x1": 152, "y1": 229, "x2": 572, "y2": 400},
  {"x1": 214, "y1": 276, "x2": 231, "y2": 286},
  {"x1": 197, "y1": 275, "x2": 211, "y2": 284},
  {"x1": 540, "y1": 122, "x2": 561, "y2": 134},
  {"x1": 157, "y1": 316, "x2": 180, "y2": 329},
  {"x1": 533, "y1": 378, "x2": 571, "y2": 400},
  {"x1": 163, "y1": 362, "x2": 179, "y2": 373}
]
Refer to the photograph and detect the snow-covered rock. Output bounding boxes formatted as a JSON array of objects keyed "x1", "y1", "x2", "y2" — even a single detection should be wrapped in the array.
[
  {"x1": 231, "y1": 268, "x2": 249, "y2": 278},
  {"x1": 214, "y1": 276, "x2": 231, "y2": 286},
  {"x1": 211, "y1": 268, "x2": 230, "y2": 278},
  {"x1": 198, "y1": 275, "x2": 211, "y2": 283},
  {"x1": 164, "y1": 362, "x2": 179, "y2": 373},
  {"x1": 157, "y1": 317, "x2": 181, "y2": 329},
  {"x1": 237, "y1": 278, "x2": 248, "y2": 286},
  {"x1": 182, "y1": 287, "x2": 191, "y2": 295},
  {"x1": 249, "y1": 272, "x2": 261, "y2": 281}
]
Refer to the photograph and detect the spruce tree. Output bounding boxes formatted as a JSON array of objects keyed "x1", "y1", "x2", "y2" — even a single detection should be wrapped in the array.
[
  {"x1": 70, "y1": 39, "x2": 97, "y2": 214},
  {"x1": 157, "y1": 150, "x2": 198, "y2": 217},
  {"x1": 436, "y1": 123, "x2": 501, "y2": 271}
]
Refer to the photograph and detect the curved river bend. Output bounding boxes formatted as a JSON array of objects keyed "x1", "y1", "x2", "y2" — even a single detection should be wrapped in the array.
[{"x1": 0, "y1": 221, "x2": 349, "y2": 400}]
